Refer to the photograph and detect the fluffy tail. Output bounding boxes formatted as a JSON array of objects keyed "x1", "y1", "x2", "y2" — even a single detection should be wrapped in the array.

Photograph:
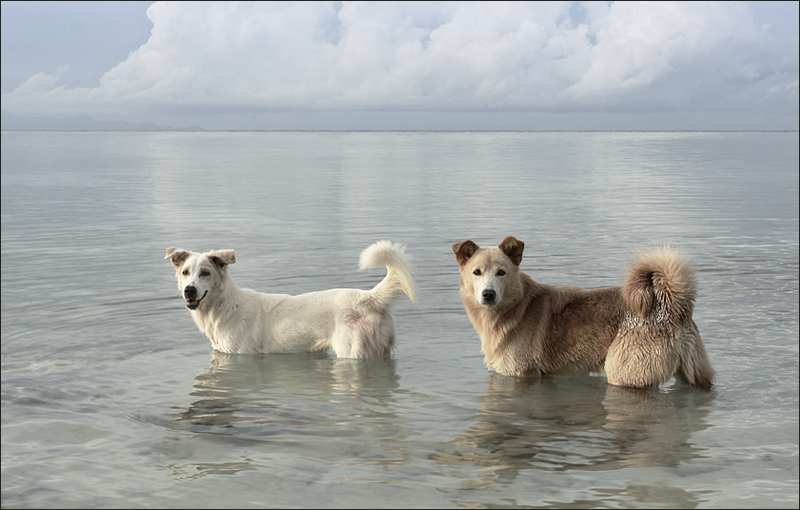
[
  {"x1": 621, "y1": 246, "x2": 697, "y2": 323},
  {"x1": 359, "y1": 241, "x2": 417, "y2": 305},
  {"x1": 608, "y1": 246, "x2": 714, "y2": 389}
]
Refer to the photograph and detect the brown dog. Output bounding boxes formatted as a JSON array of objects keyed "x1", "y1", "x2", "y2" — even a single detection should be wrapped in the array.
[{"x1": 452, "y1": 236, "x2": 714, "y2": 389}]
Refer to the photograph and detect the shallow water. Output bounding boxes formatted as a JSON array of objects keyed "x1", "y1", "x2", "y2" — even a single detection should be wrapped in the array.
[{"x1": 2, "y1": 130, "x2": 798, "y2": 508}]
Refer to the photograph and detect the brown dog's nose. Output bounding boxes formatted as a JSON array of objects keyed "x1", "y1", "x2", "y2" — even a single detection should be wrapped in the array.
[{"x1": 482, "y1": 289, "x2": 496, "y2": 304}]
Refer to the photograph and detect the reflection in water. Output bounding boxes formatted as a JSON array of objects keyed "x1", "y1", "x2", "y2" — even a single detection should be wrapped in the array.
[
  {"x1": 431, "y1": 374, "x2": 714, "y2": 502},
  {"x1": 165, "y1": 351, "x2": 407, "y2": 481}
]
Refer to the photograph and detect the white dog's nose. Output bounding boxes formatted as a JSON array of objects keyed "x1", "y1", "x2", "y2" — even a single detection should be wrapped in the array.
[{"x1": 184, "y1": 285, "x2": 198, "y2": 299}]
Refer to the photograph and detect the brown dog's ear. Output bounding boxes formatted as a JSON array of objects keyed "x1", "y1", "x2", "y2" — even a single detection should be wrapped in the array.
[
  {"x1": 165, "y1": 247, "x2": 191, "y2": 268},
  {"x1": 208, "y1": 249, "x2": 236, "y2": 268},
  {"x1": 499, "y1": 236, "x2": 524, "y2": 266},
  {"x1": 452, "y1": 240, "x2": 480, "y2": 267}
]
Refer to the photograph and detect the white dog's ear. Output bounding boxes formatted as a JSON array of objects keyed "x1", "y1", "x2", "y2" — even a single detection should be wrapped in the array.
[
  {"x1": 165, "y1": 247, "x2": 191, "y2": 268},
  {"x1": 208, "y1": 249, "x2": 236, "y2": 268},
  {"x1": 453, "y1": 240, "x2": 479, "y2": 267},
  {"x1": 499, "y1": 236, "x2": 524, "y2": 266}
]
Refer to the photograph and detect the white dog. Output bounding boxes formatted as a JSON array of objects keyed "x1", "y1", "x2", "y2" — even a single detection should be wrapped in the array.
[{"x1": 165, "y1": 241, "x2": 416, "y2": 357}]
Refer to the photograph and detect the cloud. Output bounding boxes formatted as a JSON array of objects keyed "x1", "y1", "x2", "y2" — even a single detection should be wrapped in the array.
[
  {"x1": 12, "y1": 66, "x2": 70, "y2": 95},
  {"x1": 2, "y1": 1, "x2": 797, "y2": 128}
]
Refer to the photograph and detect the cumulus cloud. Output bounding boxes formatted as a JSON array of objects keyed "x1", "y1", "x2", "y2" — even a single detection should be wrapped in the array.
[{"x1": 2, "y1": 0, "x2": 797, "y2": 126}]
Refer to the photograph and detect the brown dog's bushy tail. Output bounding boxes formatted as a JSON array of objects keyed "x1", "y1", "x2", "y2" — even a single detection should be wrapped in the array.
[
  {"x1": 360, "y1": 241, "x2": 417, "y2": 306},
  {"x1": 622, "y1": 246, "x2": 697, "y2": 324},
  {"x1": 610, "y1": 246, "x2": 714, "y2": 390}
]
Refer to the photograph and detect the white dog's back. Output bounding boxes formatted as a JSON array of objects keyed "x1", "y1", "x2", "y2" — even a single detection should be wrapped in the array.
[{"x1": 166, "y1": 241, "x2": 416, "y2": 357}]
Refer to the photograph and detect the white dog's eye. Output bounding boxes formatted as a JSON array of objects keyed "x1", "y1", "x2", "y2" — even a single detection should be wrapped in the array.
[
  {"x1": 473, "y1": 269, "x2": 482, "y2": 276},
  {"x1": 497, "y1": 270, "x2": 506, "y2": 276},
  {"x1": 200, "y1": 270, "x2": 210, "y2": 277},
  {"x1": 181, "y1": 269, "x2": 189, "y2": 276}
]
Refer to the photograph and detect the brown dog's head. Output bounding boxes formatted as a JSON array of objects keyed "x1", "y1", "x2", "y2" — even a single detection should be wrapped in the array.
[{"x1": 452, "y1": 236, "x2": 524, "y2": 307}]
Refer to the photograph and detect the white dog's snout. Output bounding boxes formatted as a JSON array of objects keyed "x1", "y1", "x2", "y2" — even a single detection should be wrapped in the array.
[{"x1": 184, "y1": 285, "x2": 198, "y2": 298}]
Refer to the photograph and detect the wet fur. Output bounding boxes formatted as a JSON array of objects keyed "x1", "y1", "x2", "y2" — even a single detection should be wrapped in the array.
[
  {"x1": 166, "y1": 241, "x2": 416, "y2": 358},
  {"x1": 453, "y1": 236, "x2": 714, "y2": 389}
]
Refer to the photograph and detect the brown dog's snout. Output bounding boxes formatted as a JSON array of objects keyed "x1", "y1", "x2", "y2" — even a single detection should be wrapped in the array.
[
  {"x1": 482, "y1": 289, "x2": 496, "y2": 304},
  {"x1": 184, "y1": 285, "x2": 198, "y2": 299}
]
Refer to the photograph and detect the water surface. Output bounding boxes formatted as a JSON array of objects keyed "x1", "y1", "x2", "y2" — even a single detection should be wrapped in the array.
[{"x1": 2, "y1": 130, "x2": 798, "y2": 508}]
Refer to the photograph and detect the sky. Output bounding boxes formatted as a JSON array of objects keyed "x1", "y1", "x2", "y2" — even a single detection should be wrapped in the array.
[{"x1": 1, "y1": 1, "x2": 798, "y2": 131}]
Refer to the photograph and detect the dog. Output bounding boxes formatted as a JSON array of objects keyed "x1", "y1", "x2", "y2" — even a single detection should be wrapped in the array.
[
  {"x1": 452, "y1": 236, "x2": 714, "y2": 389},
  {"x1": 165, "y1": 241, "x2": 416, "y2": 357}
]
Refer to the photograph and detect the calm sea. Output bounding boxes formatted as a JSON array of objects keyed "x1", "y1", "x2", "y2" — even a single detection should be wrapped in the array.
[{"x1": 1, "y1": 130, "x2": 798, "y2": 509}]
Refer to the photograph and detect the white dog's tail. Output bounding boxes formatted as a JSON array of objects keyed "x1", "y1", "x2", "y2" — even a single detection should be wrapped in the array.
[{"x1": 359, "y1": 241, "x2": 417, "y2": 305}]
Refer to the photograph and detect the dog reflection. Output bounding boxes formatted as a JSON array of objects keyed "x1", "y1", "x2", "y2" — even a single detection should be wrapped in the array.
[
  {"x1": 167, "y1": 351, "x2": 404, "y2": 480},
  {"x1": 177, "y1": 351, "x2": 402, "y2": 426},
  {"x1": 430, "y1": 374, "x2": 713, "y2": 490}
]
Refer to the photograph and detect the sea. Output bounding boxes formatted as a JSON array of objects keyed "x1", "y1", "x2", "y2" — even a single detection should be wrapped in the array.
[{"x1": 1, "y1": 130, "x2": 798, "y2": 509}]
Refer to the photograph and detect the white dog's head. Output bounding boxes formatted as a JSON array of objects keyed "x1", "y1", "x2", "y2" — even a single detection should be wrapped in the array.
[
  {"x1": 452, "y1": 236, "x2": 524, "y2": 308},
  {"x1": 165, "y1": 248, "x2": 236, "y2": 310}
]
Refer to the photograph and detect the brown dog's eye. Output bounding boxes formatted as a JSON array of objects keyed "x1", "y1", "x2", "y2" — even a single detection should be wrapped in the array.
[
  {"x1": 473, "y1": 269, "x2": 481, "y2": 276},
  {"x1": 497, "y1": 270, "x2": 506, "y2": 276}
]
